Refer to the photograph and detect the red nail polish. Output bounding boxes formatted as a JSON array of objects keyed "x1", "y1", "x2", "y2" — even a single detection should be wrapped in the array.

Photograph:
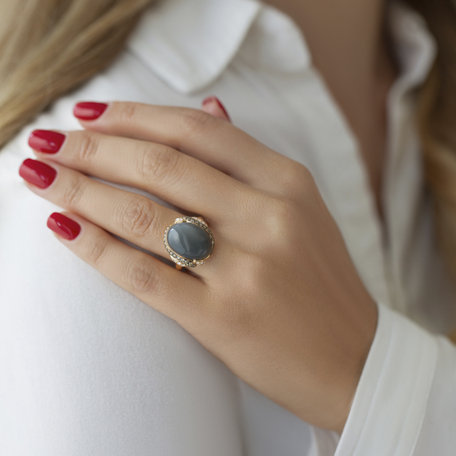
[
  {"x1": 28, "y1": 129, "x2": 65, "y2": 154},
  {"x1": 202, "y1": 96, "x2": 231, "y2": 121},
  {"x1": 19, "y1": 158, "x2": 57, "y2": 189},
  {"x1": 47, "y1": 212, "x2": 81, "y2": 240},
  {"x1": 73, "y1": 102, "x2": 108, "y2": 121}
]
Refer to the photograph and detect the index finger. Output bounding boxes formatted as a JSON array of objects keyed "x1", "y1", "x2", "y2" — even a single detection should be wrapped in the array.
[{"x1": 73, "y1": 101, "x2": 302, "y2": 197}]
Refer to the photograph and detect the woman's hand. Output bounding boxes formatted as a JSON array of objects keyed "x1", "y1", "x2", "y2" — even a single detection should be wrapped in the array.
[{"x1": 19, "y1": 99, "x2": 378, "y2": 434}]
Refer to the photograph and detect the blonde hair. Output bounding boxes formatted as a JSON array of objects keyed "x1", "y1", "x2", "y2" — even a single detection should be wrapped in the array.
[
  {"x1": 405, "y1": 0, "x2": 456, "y2": 343},
  {"x1": 0, "y1": 0, "x2": 157, "y2": 147},
  {"x1": 0, "y1": 0, "x2": 455, "y2": 342}
]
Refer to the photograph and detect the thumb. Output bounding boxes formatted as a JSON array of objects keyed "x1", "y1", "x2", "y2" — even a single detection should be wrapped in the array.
[{"x1": 201, "y1": 96, "x2": 231, "y2": 122}]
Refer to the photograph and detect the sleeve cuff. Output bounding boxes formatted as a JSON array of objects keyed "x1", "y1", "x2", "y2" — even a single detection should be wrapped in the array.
[{"x1": 334, "y1": 302, "x2": 439, "y2": 455}]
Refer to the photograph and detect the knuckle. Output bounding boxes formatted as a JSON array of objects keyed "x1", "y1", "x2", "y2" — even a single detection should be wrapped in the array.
[
  {"x1": 136, "y1": 146, "x2": 155, "y2": 181},
  {"x1": 280, "y1": 161, "x2": 315, "y2": 200},
  {"x1": 289, "y1": 162, "x2": 313, "y2": 184},
  {"x1": 75, "y1": 133, "x2": 99, "y2": 163},
  {"x1": 283, "y1": 161, "x2": 311, "y2": 190},
  {"x1": 124, "y1": 257, "x2": 158, "y2": 294},
  {"x1": 114, "y1": 102, "x2": 138, "y2": 124},
  {"x1": 62, "y1": 176, "x2": 86, "y2": 208},
  {"x1": 178, "y1": 108, "x2": 216, "y2": 139},
  {"x1": 137, "y1": 145, "x2": 184, "y2": 185},
  {"x1": 116, "y1": 197, "x2": 157, "y2": 238},
  {"x1": 84, "y1": 234, "x2": 109, "y2": 267},
  {"x1": 263, "y1": 196, "x2": 297, "y2": 240},
  {"x1": 298, "y1": 165, "x2": 317, "y2": 192}
]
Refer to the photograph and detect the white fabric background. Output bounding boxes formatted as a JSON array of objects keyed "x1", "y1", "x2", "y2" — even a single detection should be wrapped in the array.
[{"x1": 1, "y1": 0, "x2": 455, "y2": 454}]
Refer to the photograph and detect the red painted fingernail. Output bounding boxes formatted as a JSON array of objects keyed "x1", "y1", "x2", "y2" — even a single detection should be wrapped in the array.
[
  {"x1": 28, "y1": 129, "x2": 66, "y2": 154},
  {"x1": 47, "y1": 212, "x2": 81, "y2": 240},
  {"x1": 202, "y1": 96, "x2": 231, "y2": 121},
  {"x1": 19, "y1": 158, "x2": 57, "y2": 189},
  {"x1": 73, "y1": 102, "x2": 108, "y2": 121}
]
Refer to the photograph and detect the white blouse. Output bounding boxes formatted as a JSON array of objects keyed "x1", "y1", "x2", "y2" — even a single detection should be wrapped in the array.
[{"x1": 1, "y1": 0, "x2": 455, "y2": 454}]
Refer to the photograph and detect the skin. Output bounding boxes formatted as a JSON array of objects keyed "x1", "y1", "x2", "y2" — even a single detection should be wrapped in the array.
[
  {"x1": 21, "y1": 99, "x2": 378, "y2": 434},
  {"x1": 264, "y1": 0, "x2": 399, "y2": 225}
]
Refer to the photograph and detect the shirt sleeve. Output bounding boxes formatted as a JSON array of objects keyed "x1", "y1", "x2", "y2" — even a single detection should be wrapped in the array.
[{"x1": 323, "y1": 302, "x2": 456, "y2": 455}]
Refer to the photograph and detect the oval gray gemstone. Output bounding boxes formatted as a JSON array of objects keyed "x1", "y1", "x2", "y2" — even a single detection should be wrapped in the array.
[{"x1": 167, "y1": 222, "x2": 213, "y2": 260}]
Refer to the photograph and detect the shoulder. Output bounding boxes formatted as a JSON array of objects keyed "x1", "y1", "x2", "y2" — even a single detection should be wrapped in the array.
[{"x1": 0, "y1": 0, "x2": 267, "y2": 163}]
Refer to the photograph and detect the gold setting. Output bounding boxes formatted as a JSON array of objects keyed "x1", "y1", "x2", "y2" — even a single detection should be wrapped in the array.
[{"x1": 163, "y1": 216, "x2": 215, "y2": 270}]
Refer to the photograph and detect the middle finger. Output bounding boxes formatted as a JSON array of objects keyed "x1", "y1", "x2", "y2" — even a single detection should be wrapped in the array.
[{"x1": 28, "y1": 129, "x2": 255, "y2": 224}]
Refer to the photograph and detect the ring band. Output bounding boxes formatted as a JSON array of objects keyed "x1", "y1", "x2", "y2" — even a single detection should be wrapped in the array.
[{"x1": 163, "y1": 216, "x2": 215, "y2": 270}]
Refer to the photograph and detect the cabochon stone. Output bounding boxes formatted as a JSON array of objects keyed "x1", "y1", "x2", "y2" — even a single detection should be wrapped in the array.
[{"x1": 167, "y1": 222, "x2": 212, "y2": 260}]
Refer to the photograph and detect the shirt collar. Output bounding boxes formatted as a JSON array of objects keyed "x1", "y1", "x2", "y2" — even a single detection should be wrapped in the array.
[
  {"x1": 387, "y1": 1, "x2": 437, "y2": 92},
  {"x1": 127, "y1": 0, "x2": 436, "y2": 95},
  {"x1": 127, "y1": 0, "x2": 262, "y2": 94}
]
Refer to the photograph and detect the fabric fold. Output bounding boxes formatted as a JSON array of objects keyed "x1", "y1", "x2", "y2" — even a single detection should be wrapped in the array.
[
  {"x1": 127, "y1": 0, "x2": 262, "y2": 93},
  {"x1": 334, "y1": 302, "x2": 440, "y2": 455}
]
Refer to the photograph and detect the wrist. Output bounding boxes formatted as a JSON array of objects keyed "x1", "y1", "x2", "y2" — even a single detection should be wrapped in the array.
[{"x1": 330, "y1": 298, "x2": 379, "y2": 433}]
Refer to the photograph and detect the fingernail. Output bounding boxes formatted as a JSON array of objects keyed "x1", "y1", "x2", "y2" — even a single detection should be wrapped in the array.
[
  {"x1": 47, "y1": 212, "x2": 81, "y2": 240},
  {"x1": 28, "y1": 129, "x2": 65, "y2": 154},
  {"x1": 202, "y1": 96, "x2": 231, "y2": 121},
  {"x1": 19, "y1": 158, "x2": 57, "y2": 189},
  {"x1": 73, "y1": 102, "x2": 108, "y2": 121}
]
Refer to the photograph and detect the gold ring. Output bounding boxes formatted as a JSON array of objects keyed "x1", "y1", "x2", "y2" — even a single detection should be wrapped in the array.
[{"x1": 163, "y1": 216, "x2": 215, "y2": 270}]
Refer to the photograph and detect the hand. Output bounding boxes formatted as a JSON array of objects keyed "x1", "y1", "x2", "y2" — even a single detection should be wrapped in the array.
[{"x1": 19, "y1": 98, "x2": 378, "y2": 433}]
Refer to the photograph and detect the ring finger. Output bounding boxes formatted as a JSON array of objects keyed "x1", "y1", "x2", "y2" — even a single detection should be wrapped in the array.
[{"x1": 18, "y1": 158, "x2": 227, "y2": 280}]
